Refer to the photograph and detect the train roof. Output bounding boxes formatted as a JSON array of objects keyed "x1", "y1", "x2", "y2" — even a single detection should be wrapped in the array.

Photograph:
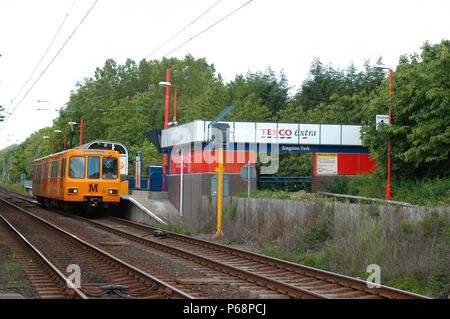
[
  {"x1": 34, "y1": 148, "x2": 120, "y2": 162},
  {"x1": 74, "y1": 140, "x2": 128, "y2": 155}
]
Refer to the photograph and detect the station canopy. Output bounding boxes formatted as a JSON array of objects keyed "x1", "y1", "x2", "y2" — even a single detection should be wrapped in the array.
[{"x1": 161, "y1": 120, "x2": 368, "y2": 153}]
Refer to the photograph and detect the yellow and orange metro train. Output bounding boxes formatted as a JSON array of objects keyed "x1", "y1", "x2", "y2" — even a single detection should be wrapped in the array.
[{"x1": 33, "y1": 148, "x2": 123, "y2": 210}]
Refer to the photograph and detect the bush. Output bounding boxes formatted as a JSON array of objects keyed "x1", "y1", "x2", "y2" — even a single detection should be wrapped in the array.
[
  {"x1": 326, "y1": 175, "x2": 351, "y2": 194},
  {"x1": 394, "y1": 177, "x2": 450, "y2": 206},
  {"x1": 294, "y1": 208, "x2": 334, "y2": 251},
  {"x1": 326, "y1": 175, "x2": 450, "y2": 206},
  {"x1": 420, "y1": 210, "x2": 448, "y2": 238}
]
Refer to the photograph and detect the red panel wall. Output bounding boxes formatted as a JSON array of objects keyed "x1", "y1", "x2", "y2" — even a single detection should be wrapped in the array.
[
  {"x1": 358, "y1": 153, "x2": 377, "y2": 174},
  {"x1": 314, "y1": 153, "x2": 376, "y2": 175},
  {"x1": 338, "y1": 154, "x2": 359, "y2": 175},
  {"x1": 170, "y1": 150, "x2": 257, "y2": 174}
]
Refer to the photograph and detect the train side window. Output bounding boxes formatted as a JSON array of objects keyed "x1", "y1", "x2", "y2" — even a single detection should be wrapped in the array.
[
  {"x1": 102, "y1": 157, "x2": 118, "y2": 179},
  {"x1": 51, "y1": 160, "x2": 59, "y2": 178},
  {"x1": 60, "y1": 158, "x2": 66, "y2": 178},
  {"x1": 69, "y1": 157, "x2": 85, "y2": 179},
  {"x1": 50, "y1": 161, "x2": 54, "y2": 178},
  {"x1": 88, "y1": 157, "x2": 100, "y2": 179}
]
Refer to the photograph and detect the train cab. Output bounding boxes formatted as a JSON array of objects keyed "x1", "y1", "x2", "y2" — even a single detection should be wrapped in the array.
[{"x1": 33, "y1": 148, "x2": 122, "y2": 210}]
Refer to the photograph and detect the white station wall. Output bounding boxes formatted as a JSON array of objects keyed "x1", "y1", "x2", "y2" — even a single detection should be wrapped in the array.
[{"x1": 161, "y1": 121, "x2": 362, "y2": 147}]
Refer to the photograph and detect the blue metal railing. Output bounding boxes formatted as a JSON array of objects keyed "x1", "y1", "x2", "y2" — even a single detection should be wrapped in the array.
[
  {"x1": 259, "y1": 176, "x2": 312, "y2": 192},
  {"x1": 128, "y1": 174, "x2": 167, "y2": 192}
]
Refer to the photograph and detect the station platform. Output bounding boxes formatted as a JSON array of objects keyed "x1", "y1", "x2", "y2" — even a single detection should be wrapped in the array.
[{"x1": 119, "y1": 190, "x2": 183, "y2": 226}]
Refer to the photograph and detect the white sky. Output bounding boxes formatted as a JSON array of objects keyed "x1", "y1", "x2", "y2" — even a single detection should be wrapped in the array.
[{"x1": 0, "y1": 0, "x2": 448, "y2": 150}]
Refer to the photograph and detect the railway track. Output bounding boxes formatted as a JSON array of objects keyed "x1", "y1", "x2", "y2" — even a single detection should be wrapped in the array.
[
  {"x1": 0, "y1": 192, "x2": 320, "y2": 299},
  {"x1": 0, "y1": 213, "x2": 86, "y2": 299},
  {"x1": 79, "y1": 216, "x2": 431, "y2": 299},
  {"x1": 0, "y1": 197, "x2": 194, "y2": 299},
  {"x1": 0, "y1": 187, "x2": 431, "y2": 299}
]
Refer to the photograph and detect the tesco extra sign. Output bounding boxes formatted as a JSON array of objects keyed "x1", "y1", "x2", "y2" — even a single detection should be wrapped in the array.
[
  {"x1": 260, "y1": 128, "x2": 294, "y2": 139},
  {"x1": 257, "y1": 123, "x2": 320, "y2": 144},
  {"x1": 260, "y1": 128, "x2": 317, "y2": 139},
  {"x1": 298, "y1": 129, "x2": 317, "y2": 139}
]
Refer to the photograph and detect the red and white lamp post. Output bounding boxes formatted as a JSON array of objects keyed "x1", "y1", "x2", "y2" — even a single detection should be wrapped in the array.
[
  {"x1": 375, "y1": 64, "x2": 393, "y2": 201},
  {"x1": 159, "y1": 69, "x2": 178, "y2": 191}
]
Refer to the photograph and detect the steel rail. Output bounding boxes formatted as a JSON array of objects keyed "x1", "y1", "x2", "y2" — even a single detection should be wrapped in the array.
[
  {"x1": 0, "y1": 198, "x2": 195, "y2": 300},
  {"x1": 0, "y1": 189, "x2": 430, "y2": 299},
  {"x1": 76, "y1": 216, "x2": 328, "y2": 299},
  {"x1": 107, "y1": 216, "x2": 431, "y2": 299},
  {"x1": 0, "y1": 213, "x2": 88, "y2": 299}
]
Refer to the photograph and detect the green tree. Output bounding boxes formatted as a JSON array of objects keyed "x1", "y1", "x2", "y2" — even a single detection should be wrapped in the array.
[
  {"x1": 244, "y1": 68, "x2": 290, "y2": 115},
  {"x1": 361, "y1": 40, "x2": 450, "y2": 178}
]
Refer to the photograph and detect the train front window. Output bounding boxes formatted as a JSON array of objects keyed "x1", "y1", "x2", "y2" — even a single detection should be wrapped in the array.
[
  {"x1": 69, "y1": 157, "x2": 85, "y2": 179},
  {"x1": 88, "y1": 157, "x2": 100, "y2": 179},
  {"x1": 102, "y1": 157, "x2": 118, "y2": 179}
]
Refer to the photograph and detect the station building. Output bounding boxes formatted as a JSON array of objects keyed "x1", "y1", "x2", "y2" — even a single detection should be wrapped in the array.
[{"x1": 160, "y1": 120, "x2": 376, "y2": 218}]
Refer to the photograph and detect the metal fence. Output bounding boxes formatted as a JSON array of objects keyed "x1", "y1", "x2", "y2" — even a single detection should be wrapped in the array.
[
  {"x1": 128, "y1": 174, "x2": 167, "y2": 192},
  {"x1": 317, "y1": 191, "x2": 419, "y2": 207},
  {"x1": 259, "y1": 176, "x2": 312, "y2": 192}
]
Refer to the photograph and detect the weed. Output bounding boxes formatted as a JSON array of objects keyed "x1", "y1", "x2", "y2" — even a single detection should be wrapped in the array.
[
  {"x1": 386, "y1": 277, "x2": 425, "y2": 295},
  {"x1": 0, "y1": 253, "x2": 28, "y2": 289},
  {"x1": 156, "y1": 223, "x2": 193, "y2": 236}
]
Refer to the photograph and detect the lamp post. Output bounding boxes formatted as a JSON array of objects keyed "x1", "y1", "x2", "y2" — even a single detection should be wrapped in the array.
[
  {"x1": 159, "y1": 81, "x2": 178, "y2": 126},
  {"x1": 68, "y1": 121, "x2": 77, "y2": 149},
  {"x1": 375, "y1": 64, "x2": 393, "y2": 200},
  {"x1": 159, "y1": 70, "x2": 178, "y2": 191}
]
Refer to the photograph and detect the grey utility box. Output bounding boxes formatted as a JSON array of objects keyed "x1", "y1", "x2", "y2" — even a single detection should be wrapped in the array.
[{"x1": 211, "y1": 174, "x2": 229, "y2": 198}]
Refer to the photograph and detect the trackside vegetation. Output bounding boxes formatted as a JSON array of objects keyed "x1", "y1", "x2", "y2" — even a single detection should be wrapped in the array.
[{"x1": 258, "y1": 207, "x2": 449, "y2": 298}]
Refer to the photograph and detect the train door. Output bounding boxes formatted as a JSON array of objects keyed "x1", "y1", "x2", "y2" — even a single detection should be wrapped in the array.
[
  {"x1": 42, "y1": 159, "x2": 48, "y2": 197},
  {"x1": 59, "y1": 157, "x2": 66, "y2": 199}
]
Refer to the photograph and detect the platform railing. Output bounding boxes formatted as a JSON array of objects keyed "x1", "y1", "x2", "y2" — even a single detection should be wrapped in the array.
[
  {"x1": 259, "y1": 176, "x2": 312, "y2": 192},
  {"x1": 128, "y1": 174, "x2": 168, "y2": 192},
  {"x1": 317, "y1": 191, "x2": 419, "y2": 207}
]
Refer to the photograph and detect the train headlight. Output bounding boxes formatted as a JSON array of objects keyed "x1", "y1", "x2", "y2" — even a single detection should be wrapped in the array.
[
  {"x1": 108, "y1": 189, "x2": 118, "y2": 195},
  {"x1": 68, "y1": 188, "x2": 78, "y2": 194}
]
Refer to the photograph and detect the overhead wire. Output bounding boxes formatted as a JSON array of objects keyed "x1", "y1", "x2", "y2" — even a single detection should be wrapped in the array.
[
  {"x1": 2, "y1": 0, "x2": 256, "y2": 144},
  {"x1": 161, "y1": 0, "x2": 255, "y2": 58},
  {"x1": 145, "y1": 0, "x2": 223, "y2": 59},
  {"x1": 10, "y1": 0, "x2": 78, "y2": 105},
  {"x1": 0, "y1": 0, "x2": 99, "y2": 136}
]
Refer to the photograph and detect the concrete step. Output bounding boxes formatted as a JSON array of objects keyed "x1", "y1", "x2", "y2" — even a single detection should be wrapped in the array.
[{"x1": 130, "y1": 190, "x2": 169, "y2": 200}]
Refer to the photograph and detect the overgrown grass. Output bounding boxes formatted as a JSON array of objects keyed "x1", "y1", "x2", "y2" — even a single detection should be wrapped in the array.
[
  {"x1": 0, "y1": 253, "x2": 28, "y2": 289},
  {"x1": 155, "y1": 223, "x2": 193, "y2": 236},
  {"x1": 257, "y1": 207, "x2": 449, "y2": 298},
  {"x1": 234, "y1": 189, "x2": 328, "y2": 202},
  {"x1": 0, "y1": 180, "x2": 27, "y2": 195}
]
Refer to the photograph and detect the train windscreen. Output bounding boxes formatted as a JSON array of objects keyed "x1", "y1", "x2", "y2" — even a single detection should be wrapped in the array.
[
  {"x1": 102, "y1": 157, "x2": 118, "y2": 179},
  {"x1": 69, "y1": 157, "x2": 85, "y2": 179},
  {"x1": 88, "y1": 157, "x2": 100, "y2": 179}
]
